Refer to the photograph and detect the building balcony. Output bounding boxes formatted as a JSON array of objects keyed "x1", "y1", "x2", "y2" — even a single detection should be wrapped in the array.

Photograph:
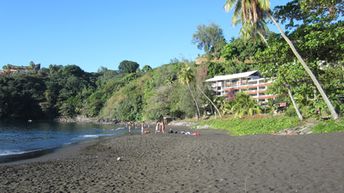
[
  {"x1": 252, "y1": 95, "x2": 276, "y2": 100},
  {"x1": 225, "y1": 82, "x2": 272, "y2": 91},
  {"x1": 244, "y1": 89, "x2": 268, "y2": 95},
  {"x1": 225, "y1": 82, "x2": 272, "y2": 90}
]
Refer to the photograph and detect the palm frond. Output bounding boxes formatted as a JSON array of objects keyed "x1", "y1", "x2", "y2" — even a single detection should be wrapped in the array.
[
  {"x1": 224, "y1": 0, "x2": 238, "y2": 12},
  {"x1": 225, "y1": 0, "x2": 271, "y2": 42},
  {"x1": 231, "y1": 0, "x2": 242, "y2": 25},
  {"x1": 257, "y1": 0, "x2": 270, "y2": 11}
]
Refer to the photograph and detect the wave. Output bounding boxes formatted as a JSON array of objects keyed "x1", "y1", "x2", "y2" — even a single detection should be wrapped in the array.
[
  {"x1": 82, "y1": 134, "x2": 101, "y2": 138},
  {"x1": 71, "y1": 133, "x2": 114, "y2": 141},
  {"x1": 0, "y1": 150, "x2": 30, "y2": 156}
]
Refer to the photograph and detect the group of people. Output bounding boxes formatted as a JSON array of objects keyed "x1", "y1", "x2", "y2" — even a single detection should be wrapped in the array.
[
  {"x1": 125, "y1": 119, "x2": 166, "y2": 135},
  {"x1": 125, "y1": 121, "x2": 135, "y2": 133},
  {"x1": 125, "y1": 121, "x2": 152, "y2": 135}
]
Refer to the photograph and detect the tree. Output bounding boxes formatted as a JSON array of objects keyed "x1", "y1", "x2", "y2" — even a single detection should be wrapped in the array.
[
  {"x1": 143, "y1": 85, "x2": 173, "y2": 120},
  {"x1": 179, "y1": 64, "x2": 201, "y2": 119},
  {"x1": 142, "y1": 65, "x2": 152, "y2": 73},
  {"x1": 286, "y1": 84, "x2": 303, "y2": 121},
  {"x1": 231, "y1": 92, "x2": 261, "y2": 118},
  {"x1": 29, "y1": 61, "x2": 40, "y2": 72},
  {"x1": 197, "y1": 85, "x2": 222, "y2": 118},
  {"x1": 118, "y1": 60, "x2": 140, "y2": 73},
  {"x1": 62, "y1": 65, "x2": 85, "y2": 77},
  {"x1": 224, "y1": 0, "x2": 339, "y2": 119},
  {"x1": 0, "y1": 75, "x2": 46, "y2": 119},
  {"x1": 192, "y1": 23, "x2": 226, "y2": 59},
  {"x1": 273, "y1": 0, "x2": 344, "y2": 30}
]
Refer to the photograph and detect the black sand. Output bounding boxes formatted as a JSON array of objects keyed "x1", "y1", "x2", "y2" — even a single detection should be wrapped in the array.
[{"x1": 1, "y1": 128, "x2": 344, "y2": 193}]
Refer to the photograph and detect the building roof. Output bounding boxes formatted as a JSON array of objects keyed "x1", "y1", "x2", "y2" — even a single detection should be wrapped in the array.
[{"x1": 205, "y1": 70, "x2": 259, "y2": 82}]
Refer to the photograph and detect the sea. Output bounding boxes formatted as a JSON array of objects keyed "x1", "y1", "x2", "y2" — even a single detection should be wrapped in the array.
[{"x1": 0, "y1": 121, "x2": 132, "y2": 163}]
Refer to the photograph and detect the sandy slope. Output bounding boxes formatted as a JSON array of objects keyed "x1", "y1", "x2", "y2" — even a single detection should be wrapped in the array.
[{"x1": 1, "y1": 128, "x2": 344, "y2": 193}]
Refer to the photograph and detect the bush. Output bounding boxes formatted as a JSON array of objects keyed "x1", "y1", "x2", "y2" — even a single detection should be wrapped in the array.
[{"x1": 200, "y1": 115, "x2": 300, "y2": 136}]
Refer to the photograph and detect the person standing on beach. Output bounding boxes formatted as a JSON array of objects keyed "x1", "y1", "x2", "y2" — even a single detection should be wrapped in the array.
[
  {"x1": 161, "y1": 120, "x2": 165, "y2": 133},
  {"x1": 155, "y1": 121, "x2": 159, "y2": 134},
  {"x1": 128, "y1": 121, "x2": 131, "y2": 133},
  {"x1": 141, "y1": 122, "x2": 145, "y2": 135}
]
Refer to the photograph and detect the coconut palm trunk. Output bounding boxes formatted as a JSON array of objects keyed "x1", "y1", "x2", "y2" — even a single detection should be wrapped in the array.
[
  {"x1": 187, "y1": 83, "x2": 201, "y2": 119},
  {"x1": 286, "y1": 85, "x2": 303, "y2": 121},
  {"x1": 249, "y1": 21, "x2": 302, "y2": 120},
  {"x1": 179, "y1": 64, "x2": 202, "y2": 120},
  {"x1": 279, "y1": 75, "x2": 303, "y2": 121},
  {"x1": 197, "y1": 85, "x2": 222, "y2": 117},
  {"x1": 268, "y1": 13, "x2": 338, "y2": 120},
  {"x1": 257, "y1": 31, "x2": 269, "y2": 46}
]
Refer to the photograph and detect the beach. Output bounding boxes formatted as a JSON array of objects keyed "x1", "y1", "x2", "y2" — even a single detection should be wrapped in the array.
[{"x1": 1, "y1": 128, "x2": 344, "y2": 193}]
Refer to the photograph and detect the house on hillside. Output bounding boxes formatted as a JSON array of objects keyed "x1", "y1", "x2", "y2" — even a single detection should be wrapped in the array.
[
  {"x1": 1, "y1": 63, "x2": 40, "y2": 75},
  {"x1": 205, "y1": 70, "x2": 276, "y2": 103}
]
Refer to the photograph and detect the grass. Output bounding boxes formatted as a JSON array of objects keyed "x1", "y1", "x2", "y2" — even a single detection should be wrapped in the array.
[
  {"x1": 198, "y1": 115, "x2": 300, "y2": 136},
  {"x1": 312, "y1": 118, "x2": 344, "y2": 133}
]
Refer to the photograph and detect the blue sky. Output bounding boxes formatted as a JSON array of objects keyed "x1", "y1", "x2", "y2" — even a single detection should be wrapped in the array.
[{"x1": 0, "y1": 0, "x2": 290, "y2": 72}]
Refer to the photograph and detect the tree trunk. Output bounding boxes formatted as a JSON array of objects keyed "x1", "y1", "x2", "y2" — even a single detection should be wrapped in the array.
[
  {"x1": 286, "y1": 85, "x2": 303, "y2": 121},
  {"x1": 259, "y1": 34, "x2": 301, "y2": 120},
  {"x1": 268, "y1": 13, "x2": 339, "y2": 120},
  {"x1": 197, "y1": 85, "x2": 222, "y2": 118},
  {"x1": 257, "y1": 31, "x2": 269, "y2": 46},
  {"x1": 187, "y1": 83, "x2": 201, "y2": 119}
]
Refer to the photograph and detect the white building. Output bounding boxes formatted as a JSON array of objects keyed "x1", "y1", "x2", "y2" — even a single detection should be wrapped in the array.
[{"x1": 205, "y1": 70, "x2": 276, "y2": 103}]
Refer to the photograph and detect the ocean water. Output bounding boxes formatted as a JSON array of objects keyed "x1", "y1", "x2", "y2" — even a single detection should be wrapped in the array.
[{"x1": 0, "y1": 121, "x2": 131, "y2": 163}]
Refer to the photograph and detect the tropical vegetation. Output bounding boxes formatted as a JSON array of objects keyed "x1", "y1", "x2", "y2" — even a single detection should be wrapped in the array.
[
  {"x1": 0, "y1": 0, "x2": 343, "y2": 135},
  {"x1": 199, "y1": 116, "x2": 300, "y2": 136}
]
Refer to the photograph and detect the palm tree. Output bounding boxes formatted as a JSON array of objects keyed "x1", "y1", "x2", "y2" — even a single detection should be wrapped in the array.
[
  {"x1": 231, "y1": 92, "x2": 261, "y2": 118},
  {"x1": 224, "y1": 0, "x2": 339, "y2": 120},
  {"x1": 232, "y1": 10, "x2": 303, "y2": 120},
  {"x1": 196, "y1": 85, "x2": 222, "y2": 118},
  {"x1": 179, "y1": 64, "x2": 201, "y2": 119}
]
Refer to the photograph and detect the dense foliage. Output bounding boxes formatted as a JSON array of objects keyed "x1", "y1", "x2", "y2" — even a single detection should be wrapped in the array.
[
  {"x1": 100, "y1": 63, "x2": 201, "y2": 121},
  {"x1": 0, "y1": 0, "x2": 343, "y2": 123},
  {"x1": 192, "y1": 23, "x2": 226, "y2": 59},
  {"x1": 0, "y1": 64, "x2": 96, "y2": 119}
]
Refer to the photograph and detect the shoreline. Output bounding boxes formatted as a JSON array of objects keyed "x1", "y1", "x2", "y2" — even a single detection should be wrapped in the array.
[
  {"x1": 0, "y1": 139, "x2": 99, "y2": 166},
  {"x1": 0, "y1": 125, "x2": 191, "y2": 166},
  {"x1": 1, "y1": 128, "x2": 344, "y2": 192}
]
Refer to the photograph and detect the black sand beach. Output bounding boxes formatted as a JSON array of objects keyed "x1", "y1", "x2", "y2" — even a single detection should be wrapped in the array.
[{"x1": 1, "y1": 128, "x2": 344, "y2": 193}]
